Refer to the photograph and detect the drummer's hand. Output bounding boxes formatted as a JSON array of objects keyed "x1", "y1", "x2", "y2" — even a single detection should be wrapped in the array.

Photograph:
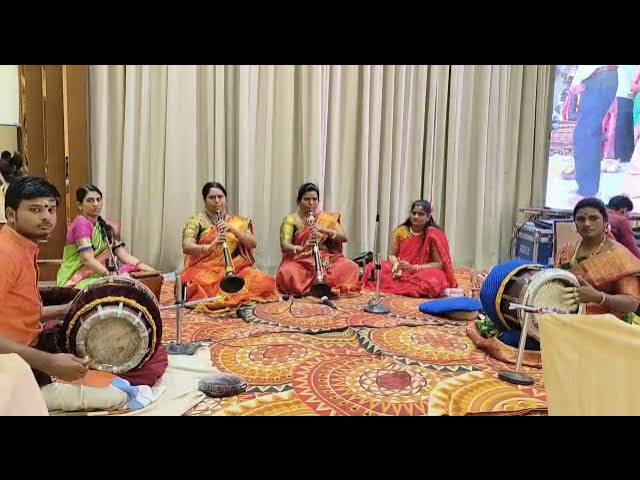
[
  {"x1": 562, "y1": 277, "x2": 602, "y2": 305},
  {"x1": 60, "y1": 301, "x2": 72, "y2": 316},
  {"x1": 137, "y1": 263, "x2": 155, "y2": 273},
  {"x1": 46, "y1": 353, "x2": 90, "y2": 382}
]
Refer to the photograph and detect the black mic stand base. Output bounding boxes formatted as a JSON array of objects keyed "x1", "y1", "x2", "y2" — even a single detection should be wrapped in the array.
[
  {"x1": 497, "y1": 370, "x2": 534, "y2": 385},
  {"x1": 364, "y1": 302, "x2": 390, "y2": 315},
  {"x1": 363, "y1": 252, "x2": 389, "y2": 315},
  {"x1": 166, "y1": 341, "x2": 202, "y2": 356},
  {"x1": 310, "y1": 282, "x2": 332, "y2": 299}
]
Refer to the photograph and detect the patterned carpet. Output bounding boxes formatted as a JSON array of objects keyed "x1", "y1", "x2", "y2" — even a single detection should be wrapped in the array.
[{"x1": 159, "y1": 268, "x2": 547, "y2": 416}]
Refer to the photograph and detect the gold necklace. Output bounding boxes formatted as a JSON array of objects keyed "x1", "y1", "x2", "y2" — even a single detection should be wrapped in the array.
[{"x1": 572, "y1": 235, "x2": 607, "y2": 264}]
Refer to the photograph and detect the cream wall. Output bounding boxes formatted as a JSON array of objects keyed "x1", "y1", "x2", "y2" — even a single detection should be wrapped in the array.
[
  {"x1": 0, "y1": 125, "x2": 18, "y2": 153},
  {"x1": 0, "y1": 65, "x2": 19, "y2": 126}
]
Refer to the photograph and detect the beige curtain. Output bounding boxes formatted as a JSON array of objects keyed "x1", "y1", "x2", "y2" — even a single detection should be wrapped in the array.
[
  {"x1": 89, "y1": 65, "x2": 553, "y2": 273},
  {"x1": 438, "y1": 65, "x2": 553, "y2": 267}
]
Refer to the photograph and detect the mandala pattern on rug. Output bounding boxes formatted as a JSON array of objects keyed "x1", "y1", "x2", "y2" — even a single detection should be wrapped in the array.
[
  {"x1": 293, "y1": 353, "x2": 440, "y2": 416},
  {"x1": 212, "y1": 390, "x2": 316, "y2": 416},
  {"x1": 357, "y1": 326, "x2": 487, "y2": 367},
  {"x1": 248, "y1": 301, "x2": 349, "y2": 333},
  {"x1": 210, "y1": 333, "x2": 356, "y2": 391},
  {"x1": 427, "y1": 371, "x2": 548, "y2": 416}
]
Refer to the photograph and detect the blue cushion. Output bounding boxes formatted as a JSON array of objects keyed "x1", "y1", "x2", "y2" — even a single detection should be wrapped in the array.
[{"x1": 419, "y1": 297, "x2": 482, "y2": 315}]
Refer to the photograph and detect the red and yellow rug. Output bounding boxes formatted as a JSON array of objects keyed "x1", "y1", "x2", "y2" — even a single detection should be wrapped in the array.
[{"x1": 157, "y1": 274, "x2": 547, "y2": 416}]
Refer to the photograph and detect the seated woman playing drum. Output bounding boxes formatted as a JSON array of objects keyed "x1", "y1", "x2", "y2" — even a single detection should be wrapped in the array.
[
  {"x1": 181, "y1": 181, "x2": 278, "y2": 312},
  {"x1": 362, "y1": 200, "x2": 457, "y2": 297},
  {"x1": 555, "y1": 197, "x2": 640, "y2": 322},
  {"x1": 276, "y1": 182, "x2": 360, "y2": 297},
  {"x1": 471, "y1": 198, "x2": 640, "y2": 364},
  {"x1": 56, "y1": 185, "x2": 156, "y2": 289}
]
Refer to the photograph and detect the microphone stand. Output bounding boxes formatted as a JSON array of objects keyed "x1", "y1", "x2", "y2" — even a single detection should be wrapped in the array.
[
  {"x1": 496, "y1": 302, "x2": 568, "y2": 385},
  {"x1": 165, "y1": 272, "x2": 210, "y2": 355},
  {"x1": 364, "y1": 242, "x2": 390, "y2": 315},
  {"x1": 367, "y1": 214, "x2": 379, "y2": 283}
]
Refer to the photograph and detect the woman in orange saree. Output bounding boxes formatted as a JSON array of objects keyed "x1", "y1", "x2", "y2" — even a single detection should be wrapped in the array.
[
  {"x1": 181, "y1": 182, "x2": 278, "y2": 312},
  {"x1": 276, "y1": 182, "x2": 360, "y2": 297},
  {"x1": 362, "y1": 200, "x2": 457, "y2": 297},
  {"x1": 555, "y1": 197, "x2": 640, "y2": 322}
]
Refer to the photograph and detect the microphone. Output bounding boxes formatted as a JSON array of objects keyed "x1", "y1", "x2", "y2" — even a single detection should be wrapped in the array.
[
  {"x1": 236, "y1": 306, "x2": 252, "y2": 322},
  {"x1": 320, "y1": 295, "x2": 338, "y2": 310}
]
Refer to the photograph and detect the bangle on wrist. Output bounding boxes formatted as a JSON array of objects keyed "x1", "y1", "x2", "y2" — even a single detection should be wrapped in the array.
[{"x1": 599, "y1": 292, "x2": 607, "y2": 305}]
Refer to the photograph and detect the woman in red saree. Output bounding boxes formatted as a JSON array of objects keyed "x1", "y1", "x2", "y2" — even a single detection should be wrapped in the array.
[
  {"x1": 276, "y1": 182, "x2": 360, "y2": 296},
  {"x1": 554, "y1": 197, "x2": 640, "y2": 322},
  {"x1": 363, "y1": 200, "x2": 457, "y2": 298},
  {"x1": 181, "y1": 182, "x2": 278, "y2": 312}
]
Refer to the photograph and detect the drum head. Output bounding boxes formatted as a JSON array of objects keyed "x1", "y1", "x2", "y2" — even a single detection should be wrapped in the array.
[
  {"x1": 75, "y1": 304, "x2": 150, "y2": 373},
  {"x1": 520, "y1": 268, "x2": 585, "y2": 323},
  {"x1": 64, "y1": 276, "x2": 162, "y2": 373}
]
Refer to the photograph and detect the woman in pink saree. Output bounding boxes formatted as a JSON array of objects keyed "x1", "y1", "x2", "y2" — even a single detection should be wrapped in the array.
[{"x1": 56, "y1": 185, "x2": 155, "y2": 289}]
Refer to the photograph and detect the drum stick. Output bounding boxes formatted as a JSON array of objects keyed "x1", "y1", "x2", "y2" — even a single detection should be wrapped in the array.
[{"x1": 508, "y1": 302, "x2": 569, "y2": 315}]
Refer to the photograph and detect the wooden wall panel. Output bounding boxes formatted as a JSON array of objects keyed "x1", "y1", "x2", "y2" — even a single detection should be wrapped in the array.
[
  {"x1": 20, "y1": 66, "x2": 45, "y2": 179},
  {"x1": 39, "y1": 65, "x2": 67, "y2": 263},
  {"x1": 17, "y1": 64, "x2": 90, "y2": 282},
  {"x1": 64, "y1": 65, "x2": 90, "y2": 220}
]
